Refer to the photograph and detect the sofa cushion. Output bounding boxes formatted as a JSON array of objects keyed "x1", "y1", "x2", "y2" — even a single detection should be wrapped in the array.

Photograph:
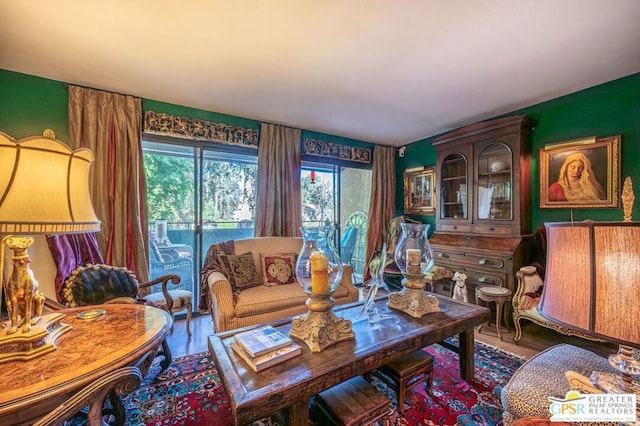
[
  {"x1": 235, "y1": 283, "x2": 308, "y2": 317},
  {"x1": 234, "y1": 281, "x2": 351, "y2": 317},
  {"x1": 260, "y1": 252, "x2": 297, "y2": 286},
  {"x1": 234, "y1": 237, "x2": 303, "y2": 275},
  {"x1": 218, "y1": 252, "x2": 261, "y2": 295}
]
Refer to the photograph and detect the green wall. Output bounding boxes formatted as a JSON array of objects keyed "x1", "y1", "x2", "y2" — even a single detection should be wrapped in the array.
[
  {"x1": 2, "y1": 67, "x2": 639, "y2": 234},
  {"x1": 0, "y1": 70, "x2": 69, "y2": 140},
  {"x1": 0, "y1": 69, "x2": 375, "y2": 154},
  {"x1": 397, "y1": 72, "x2": 640, "y2": 232}
]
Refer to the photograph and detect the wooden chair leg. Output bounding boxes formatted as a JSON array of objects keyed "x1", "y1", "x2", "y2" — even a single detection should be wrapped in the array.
[
  {"x1": 169, "y1": 312, "x2": 175, "y2": 334},
  {"x1": 185, "y1": 307, "x2": 192, "y2": 337}
]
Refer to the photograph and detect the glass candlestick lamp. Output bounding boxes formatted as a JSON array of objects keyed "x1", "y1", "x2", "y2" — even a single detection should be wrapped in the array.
[
  {"x1": 289, "y1": 226, "x2": 354, "y2": 352},
  {"x1": 387, "y1": 223, "x2": 440, "y2": 318}
]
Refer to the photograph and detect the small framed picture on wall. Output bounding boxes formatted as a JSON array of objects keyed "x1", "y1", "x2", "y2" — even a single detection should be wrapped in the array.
[
  {"x1": 403, "y1": 166, "x2": 436, "y2": 214},
  {"x1": 539, "y1": 135, "x2": 620, "y2": 209}
]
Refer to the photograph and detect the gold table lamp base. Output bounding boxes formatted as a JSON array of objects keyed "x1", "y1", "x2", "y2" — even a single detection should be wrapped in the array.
[
  {"x1": 387, "y1": 278, "x2": 440, "y2": 318},
  {"x1": 0, "y1": 312, "x2": 71, "y2": 364},
  {"x1": 290, "y1": 293, "x2": 354, "y2": 353}
]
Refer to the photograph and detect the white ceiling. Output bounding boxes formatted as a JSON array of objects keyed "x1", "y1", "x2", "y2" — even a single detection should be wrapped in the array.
[{"x1": 2, "y1": 1, "x2": 640, "y2": 147}]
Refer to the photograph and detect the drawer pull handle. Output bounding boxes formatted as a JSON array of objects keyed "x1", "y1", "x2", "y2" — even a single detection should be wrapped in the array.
[
  {"x1": 478, "y1": 258, "x2": 490, "y2": 265},
  {"x1": 453, "y1": 226, "x2": 458, "y2": 230},
  {"x1": 478, "y1": 277, "x2": 494, "y2": 284},
  {"x1": 489, "y1": 227, "x2": 495, "y2": 231},
  {"x1": 438, "y1": 253, "x2": 449, "y2": 258}
]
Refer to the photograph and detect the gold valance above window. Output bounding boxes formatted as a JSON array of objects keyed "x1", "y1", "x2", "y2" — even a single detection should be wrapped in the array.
[
  {"x1": 303, "y1": 137, "x2": 372, "y2": 164},
  {"x1": 143, "y1": 110, "x2": 259, "y2": 148}
]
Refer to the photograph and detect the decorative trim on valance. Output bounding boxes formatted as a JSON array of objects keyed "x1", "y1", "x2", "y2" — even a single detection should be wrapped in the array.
[
  {"x1": 143, "y1": 110, "x2": 259, "y2": 148},
  {"x1": 303, "y1": 137, "x2": 372, "y2": 164}
]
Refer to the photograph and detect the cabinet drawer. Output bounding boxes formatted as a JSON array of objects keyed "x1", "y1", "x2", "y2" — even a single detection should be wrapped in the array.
[
  {"x1": 461, "y1": 269, "x2": 505, "y2": 287},
  {"x1": 434, "y1": 250, "x2": 506, "y2": 271},
  {"x1": 439, "y1": 224, "x2": 472, "y2": 233},
  {"x1": 473, "y1": 224, "x2": 512, "y2": 235}
]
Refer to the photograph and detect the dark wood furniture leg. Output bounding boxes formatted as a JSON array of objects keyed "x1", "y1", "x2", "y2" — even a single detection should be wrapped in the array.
[
  {"x1": 159, "y1": 339, "x2": 172, "y2": 371},
  {"x1": 459, "y1": 329, "x2": 474, "y2": 382},
  {"x1": 288, "y1": 400, "x2": 309, "y2": 426}
]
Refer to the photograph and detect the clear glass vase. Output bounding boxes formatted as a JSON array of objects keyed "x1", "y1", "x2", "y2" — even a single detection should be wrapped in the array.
[
  {"x1": 296, "y1": 226, "x2": 343, "y2": 295},
  {"x1": 393, "y1": 223, "x2": 434, "y2": 281},
  {"x1": 290, "y1": 226, "x2": 353, "y2": 352},
  {"x1": 387, "y1": 223, "x2": 440, "y2": 318}
]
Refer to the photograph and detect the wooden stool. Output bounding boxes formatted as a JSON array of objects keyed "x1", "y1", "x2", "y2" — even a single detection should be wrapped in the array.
[
  {"x1": 369, "y1": 349, "x2": 434, "y2": 414},
  {"x1": 475, "y1": 286, "x2": 512, "y2": 341},
  {"x1": 314, "y1": 375, "x2": 392, "y2": 426}
]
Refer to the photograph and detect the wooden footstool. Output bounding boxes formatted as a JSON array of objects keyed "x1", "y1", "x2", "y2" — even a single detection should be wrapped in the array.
[
  {"x1": 369, "y1": 349, "x2": 434, "y2": 414},
  {"x1": 314, "y1": 375, "x2": 392, "y2": 425}
]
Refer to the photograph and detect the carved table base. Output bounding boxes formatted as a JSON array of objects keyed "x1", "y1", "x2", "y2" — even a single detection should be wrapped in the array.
[
  {"x1": 289, "y1": 293, "x2": 354, "y2": 353},
  {"x1": 387, "y1": 279, "x2": 440, "y2": 318}
]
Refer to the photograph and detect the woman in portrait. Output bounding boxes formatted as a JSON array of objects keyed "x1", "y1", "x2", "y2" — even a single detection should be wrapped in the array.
[{"x1": 548, "y1": 152, "x2": 606, "y2": 202}]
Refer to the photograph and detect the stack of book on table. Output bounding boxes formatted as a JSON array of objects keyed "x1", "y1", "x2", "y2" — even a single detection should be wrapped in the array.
[{"x1": 232, "y1": 325, "x2": 302, "y2": 372}]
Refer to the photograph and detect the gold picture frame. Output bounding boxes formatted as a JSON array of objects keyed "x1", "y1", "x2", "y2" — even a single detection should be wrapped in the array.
[
  {"x1": 404, "y1": 167, "x2": 436, "y2": 214},
  {"x1": 539, "y1": 135, "x2": 620, "y2": 209}
]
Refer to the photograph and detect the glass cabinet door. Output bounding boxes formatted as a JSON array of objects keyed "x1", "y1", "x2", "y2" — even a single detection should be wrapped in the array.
[
  {"x1": 440, "y1": 153, "x2": 468, "y2": 219},
  {"x1": 477, "y1": 143, "x2": 512, "y2": 220}
]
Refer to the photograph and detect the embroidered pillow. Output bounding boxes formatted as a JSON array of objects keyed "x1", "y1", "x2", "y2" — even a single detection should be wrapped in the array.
[
  {"x1": 260, "y1": 253, "x2": 297, "y2": 286},
  {"x1": 218, "y1": 252, "x2": 261, "y2": 294}
]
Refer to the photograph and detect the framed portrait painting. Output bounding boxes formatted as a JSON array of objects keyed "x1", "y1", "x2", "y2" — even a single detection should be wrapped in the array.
[
  {"x1": 404, "y1": 167, "x2": 436, "y2": 214},
  {"x1": 539, "y1": 135, "x2": 620, "y2": 209}
]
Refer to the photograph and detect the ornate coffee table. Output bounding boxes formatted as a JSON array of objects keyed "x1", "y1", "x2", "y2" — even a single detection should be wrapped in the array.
[{"x1": 208, "y1": 294, "x2": 490, "y2": 425}]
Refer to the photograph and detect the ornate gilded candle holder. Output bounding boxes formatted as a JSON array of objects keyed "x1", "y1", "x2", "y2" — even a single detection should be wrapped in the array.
[
  {"x1": 289, "y1": 226, "x2": 354, "y2": 352},
  {"x1": 387, "y1": 223, "x2": 440, "y2": 318}
]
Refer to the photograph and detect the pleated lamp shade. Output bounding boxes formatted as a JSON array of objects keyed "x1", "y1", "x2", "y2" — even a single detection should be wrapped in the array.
[{"x1": 0, "y1": 131, "x2": 100, "y2": 234}]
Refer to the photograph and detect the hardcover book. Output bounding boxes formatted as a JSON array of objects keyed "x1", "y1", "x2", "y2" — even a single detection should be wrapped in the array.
[
  {"x1": 232, "y1": 340, "x2": 302, "y2": 372},
  {"x1": 234, "y1": 325, "x2": 292, "y2": 357}
]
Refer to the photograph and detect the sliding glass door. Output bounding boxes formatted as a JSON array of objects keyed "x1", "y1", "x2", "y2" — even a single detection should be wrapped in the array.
[
  {"x1": 144, "y1": 138, "x2": 371, "y2": 311},
  {"x1": 143, "y1": 139, "x2": 258, "y2": 311},
  {"x1": 301, "y1": 162, "x2": 371, "y2": 283}
]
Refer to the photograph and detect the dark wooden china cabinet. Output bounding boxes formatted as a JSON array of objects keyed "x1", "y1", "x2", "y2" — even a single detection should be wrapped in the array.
[{"x1": 430, "y1": 115, "x2": 535, "y2": 303}]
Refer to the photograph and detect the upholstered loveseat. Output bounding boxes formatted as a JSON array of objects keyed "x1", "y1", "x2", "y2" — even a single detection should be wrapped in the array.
[{"x1": 204, "y1": 237, "x2": 360, "y2": 332}]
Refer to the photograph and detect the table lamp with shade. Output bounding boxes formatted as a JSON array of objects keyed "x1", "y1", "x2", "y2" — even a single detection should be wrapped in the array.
[
  {"x1": 0, "y1": 129, "x2": 100, "y2": 363},
  {"x1": 537, "y1": 177, "x2": 639, "y2": 398}
]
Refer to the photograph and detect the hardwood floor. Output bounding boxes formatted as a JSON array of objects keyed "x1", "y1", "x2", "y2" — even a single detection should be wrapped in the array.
[{"x1": 167, "y1": 307, "x2": 618, "y2": 360}]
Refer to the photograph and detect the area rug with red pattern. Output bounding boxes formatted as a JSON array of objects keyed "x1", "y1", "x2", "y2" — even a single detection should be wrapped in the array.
[{"x1": 123, "y1": 339, "x2": 525, "y2": 425}]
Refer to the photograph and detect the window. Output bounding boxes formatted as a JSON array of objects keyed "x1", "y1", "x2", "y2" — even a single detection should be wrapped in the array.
[
  {"x1": 301, "y1": 162, "x2": 371, "y2": 283},
  {"x1": 143, "y1": 137, "x2": 372, "y2": 310},
  {"x1": 143, "y1": 139, "x2": 258, "y2": 310}
]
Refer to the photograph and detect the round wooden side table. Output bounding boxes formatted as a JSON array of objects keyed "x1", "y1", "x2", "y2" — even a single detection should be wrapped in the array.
[
  {"x1": 474, "y1": 286, "x2": 512, "y2": 341},
  {"x1": 0, "y1": 304, "x2": 171, "y2": 426}
]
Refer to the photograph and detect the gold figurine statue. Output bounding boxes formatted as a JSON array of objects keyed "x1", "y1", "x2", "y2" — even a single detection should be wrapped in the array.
[{"x1": 4, "y1": 237, "x2": 45, "y2": 334}]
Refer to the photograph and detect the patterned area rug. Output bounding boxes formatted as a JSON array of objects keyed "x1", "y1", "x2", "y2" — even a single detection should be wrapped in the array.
[{"x1": 123, "y1": 339, "x2": 524, "y2": 425}]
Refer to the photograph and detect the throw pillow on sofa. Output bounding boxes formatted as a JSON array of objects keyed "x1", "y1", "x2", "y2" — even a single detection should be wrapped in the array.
[
  {"x1": 218, "y1": 252, "x2": 261, "y2": 296},
  {"x1": 260, "y1": 253, "x2": 297, "y2": 286}
]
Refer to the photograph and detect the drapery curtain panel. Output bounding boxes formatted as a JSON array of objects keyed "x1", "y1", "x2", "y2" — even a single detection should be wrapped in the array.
[
  {"x1": 364, "y1": 145, "x2": 396, "y2": 282},
  {"x1": 46, "y1": 233, "x2": 104, "y2": 303},
  {"x1": 68, "y1": 86, "x2": 149, "y2": 281},
  {"x1": 254, "y1": 123, "x2": 302, "y2": 237}
]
